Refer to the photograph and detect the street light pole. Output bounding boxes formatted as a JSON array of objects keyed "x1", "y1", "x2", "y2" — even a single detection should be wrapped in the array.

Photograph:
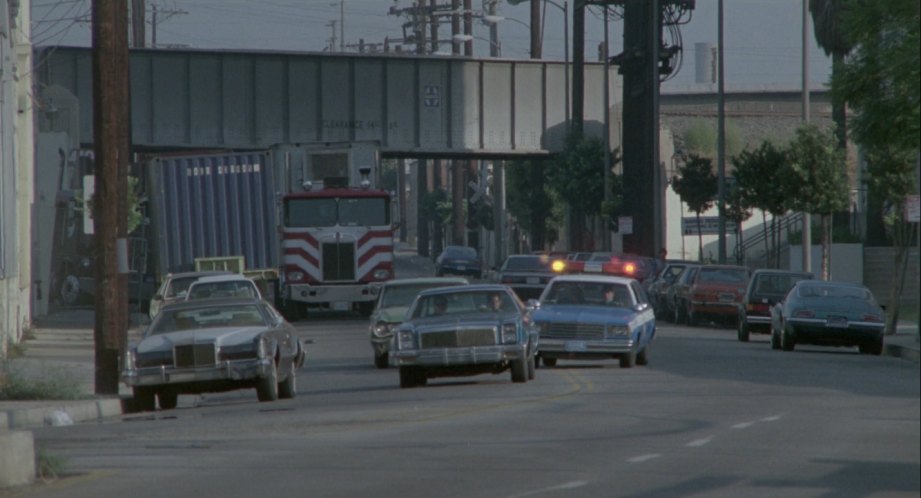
[{"x1": 603, "y1": 5, "x2": 612, "y2": 251}]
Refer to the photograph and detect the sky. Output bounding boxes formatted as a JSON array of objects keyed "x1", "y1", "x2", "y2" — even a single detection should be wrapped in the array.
[{"x1": 30, "y1": 0, "x2": 833, "y2": 92}]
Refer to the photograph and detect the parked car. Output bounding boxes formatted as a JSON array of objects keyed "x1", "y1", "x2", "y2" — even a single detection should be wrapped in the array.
[
  {"x1": 185, "y1": 274, "x2": 263, "y2": 301},
  {"x1": 531, "y1": 275, "x2": 656, "y2": 368},
  {"x1": 123, "y1": 297, "x2": 306, "y2": 411},
  {"x1": 683, "y1": 264, "x2": 750, "y2": 327},
  {"x1": 647, "y1": 261, "x2": 696, "y2": 319},
  {"x1": 148, "y1": 270, "x2": 233, "y2": 318},
  {"x1": 368, "y1": 276, "x2": 469, "y2": 369},
  {"x1": 737, "y1": 269, "x2": 814, "y2": 342},
  {"x1": 389, "y1": 284, "x2": 539, "y2": 388},
  {"x1": 668, "y1": 264, "x2": 701, "y2": 324},
  {"x1": 770, "y1": 280, "x2": 886, "y2": 354},
  {"x1": 435, "y1": 245, "x2": 482, "y2": 279},
  {"x1": 495, "y1": 254, "x2": 564, "y2": 301}
]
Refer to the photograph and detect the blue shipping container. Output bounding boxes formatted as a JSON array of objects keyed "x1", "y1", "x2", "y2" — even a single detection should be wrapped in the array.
[{"x1": 148, "y1": 152, "x2": 278, "y2": 277}]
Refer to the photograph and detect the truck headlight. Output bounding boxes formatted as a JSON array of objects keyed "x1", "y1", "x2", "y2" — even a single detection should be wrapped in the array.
[
  {"x1": 501, "y1": 323, "x2": 518, "y2": 344},
  {"x1": 373, "y1": 269, "x2": 391, "y2": 280},
  {"x1": 286, "y1": 271, "x2": 305, "y2": 283}
]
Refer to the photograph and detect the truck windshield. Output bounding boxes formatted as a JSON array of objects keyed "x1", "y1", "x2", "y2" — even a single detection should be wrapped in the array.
[{"x1": 286, "y1": 197, "x2": 389, "y2": 227}]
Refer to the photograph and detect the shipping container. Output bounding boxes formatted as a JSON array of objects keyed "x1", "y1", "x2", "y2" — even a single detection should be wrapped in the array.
[{"x1": 146, "y1": 152, "x2": 278, "y2": 279}]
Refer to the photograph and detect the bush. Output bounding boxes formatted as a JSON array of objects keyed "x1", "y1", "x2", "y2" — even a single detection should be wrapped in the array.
[{"x1": 0, "y1": 361, "x2": 86, "y2": 400}]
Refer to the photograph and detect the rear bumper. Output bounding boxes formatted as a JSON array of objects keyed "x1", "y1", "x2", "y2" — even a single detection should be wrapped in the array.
[
  {"x1": 788, "y1": 319, "x2": 884, "y2": 346},
  {"x1": 287, "y1": 283, "x2": 378, "y2": 303}
]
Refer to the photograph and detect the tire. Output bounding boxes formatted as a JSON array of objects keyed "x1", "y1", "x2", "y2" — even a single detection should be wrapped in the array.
[
  {"x1": 770, "y1": 328, "x2": 781, "y2": 350},
  {"x1": 357, "y1": 301, "x2": 374, "y2": 317},
  {"x1": 636, "y1": 345, "x2": 649, "y2": 366},
  {"x1": 511, "y1": 359, "x2": 528, "y2": 383},
  {"x1": 132, "y1": 387, "x2": 156, "y2": 412},
  {"x1": 859, "y1": 337, "x2": 883, "y2": 356},
  {"x1": 157, "y1": 390, "x2": 178, "y2": 410},
  {"x1": 278, "y1": 367, "x2": 296, "y2": 399},
  {"x1": 620, "y1": 348, "x2": 636, "y2": 368},
  {"x1": 374, "y1": 351, "x2": 389, "y2": 369},
  {"x1": 688, "y1": 309, "x2": 698, "y2": 327},
  {"x1": 541, "y1": 357, "x2": 557, "y2": 367},
  {"x1": 527, "y1": 355, "x2": 536, "y2": 380},
  {"x1": 738, "y1": 318, "x2": 750, "y2": 342},
  {"x1": 674, "y1": 302, "x2": 686, "y2": 325},
  {"x1": 400, "y1": 366, "x2": 425, "y2": 388},
  {"x1": 781, "y1": 325, "x2": 796, "y2": 352},
  {"x1": 256, "y1": 360, "x2": 279, "y2": 402}
]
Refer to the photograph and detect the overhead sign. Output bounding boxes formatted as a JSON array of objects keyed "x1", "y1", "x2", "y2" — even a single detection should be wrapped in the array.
[
  {"x1": 682, "y1": 216, "x2": 738, "y2": 235},
  {"x1": 423, "y1": 85, "x2": 440, "y2": 108}
]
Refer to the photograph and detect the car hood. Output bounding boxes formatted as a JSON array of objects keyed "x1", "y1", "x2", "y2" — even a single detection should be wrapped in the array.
[
  {"x1": 373, "y1": 306, "x2": 410, "y2": 323},
  {"x1": 137, "y1": 326, "x2": 266, "y2": 353},
  {"x1": 533, "y1": 304, "x2": 636, "y2": 326}
]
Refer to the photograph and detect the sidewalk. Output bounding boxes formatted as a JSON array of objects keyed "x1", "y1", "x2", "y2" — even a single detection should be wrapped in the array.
[{"x1": 3, "y1": 310, "x2": 918, "y2": 432}]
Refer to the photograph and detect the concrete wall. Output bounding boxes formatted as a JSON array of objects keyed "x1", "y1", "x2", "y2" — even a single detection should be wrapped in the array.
[{"x1": 864, "y1": 247, "x2": 920, "y2": 308}]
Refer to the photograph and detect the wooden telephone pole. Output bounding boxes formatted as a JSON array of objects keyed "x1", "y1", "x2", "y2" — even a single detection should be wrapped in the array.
[{"x1": 91, "y1": 0, "x2": 130, "y2": 395}]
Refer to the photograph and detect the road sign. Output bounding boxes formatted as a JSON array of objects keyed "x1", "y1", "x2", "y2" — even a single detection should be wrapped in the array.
[
  {"x1": 682, "y1": 216, "x2": 738, "y2": 235},
  {"x1": 423, "y1": 85, "x2": 440, "y2": 108},
  {"x1": 906, "y1": 194, "x2": 920, "y2": 222}
]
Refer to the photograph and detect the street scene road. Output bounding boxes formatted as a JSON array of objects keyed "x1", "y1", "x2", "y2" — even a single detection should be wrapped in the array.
[{"x1": 15, "y1": 255, "x2": 919, "y2": 498}]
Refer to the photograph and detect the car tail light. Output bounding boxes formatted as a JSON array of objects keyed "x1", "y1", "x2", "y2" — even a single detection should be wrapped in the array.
[
  {"x1": 861, "y1": 314, "x2": 883, "y2": 322},
  {"x1": 747, "y1": 303, "x2": 770, "y2": 313},
  {"x1": 793, "y1": 309, "x2": 815, "y2": 318}
]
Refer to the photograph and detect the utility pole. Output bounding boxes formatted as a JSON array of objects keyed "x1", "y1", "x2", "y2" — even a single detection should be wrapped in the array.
[
  {"x1": 717, "y1": 0, "x2": 726, "y2": 262},
  {"x1": 91, "y1": 0, "x2": 130, "y2": 395},
  {"x1": 801, "y1": 0, "x2": 812, "y2": 274},
  {"x1": 131, "y1": 0, "x2": 145, "y2": 47}
]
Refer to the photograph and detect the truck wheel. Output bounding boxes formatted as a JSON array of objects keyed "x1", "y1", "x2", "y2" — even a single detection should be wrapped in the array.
[
  {"x1": 157, "y1": 390, "x2": 178, "y2": 410},
  {"x1": 510, "y1": 359, "x2": 528, "y2": 383},
  {"x1": 132, "y1": 387, "x2": 156, "y2": 412}
]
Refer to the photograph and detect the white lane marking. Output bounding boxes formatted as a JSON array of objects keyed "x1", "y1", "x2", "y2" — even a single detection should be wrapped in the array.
[
  {"x1": 506, "y1": 480, "x2": 589, "y2": 498},
  {"x1": 731, "y1": 421, "x2": 755, "y2": 429},
  {"x1": 761, "y1": 413, "x2": 786, "y2": 422},
  {"x1": 628, "y1": 454, "x2": 661, "y2": 463},
  {"x1": 686, "y1": 436, "x2": 714, "y2": 447}
]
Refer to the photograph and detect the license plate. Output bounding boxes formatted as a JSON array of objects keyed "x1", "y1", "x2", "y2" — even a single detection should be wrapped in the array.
[
  {"x1": 565, "y1": 340, "x2": 587, "y2": 352},
  {"x1": 827, "y1": 316, "x2": 848, "y2": 328},
  {"x1": 526, "y1": 277, "x2": 539, "y2": 284},
  {"x1": 585, "y1": 263, "x2": 602, "y2": 273}
]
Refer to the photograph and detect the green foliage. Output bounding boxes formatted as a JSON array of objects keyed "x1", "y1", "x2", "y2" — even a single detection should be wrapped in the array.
[
  {"x1": 0, "y1": 360, "x2": 86, "y2": 400},
  {"x1": 671, "y1": 154, "x2": 717, "y2": 215},
  {"x1": 732, "y1": 141, "x2": 789, "y2": 216},
  {"x1": 723, "y1": 184, "x2": 752, "y2": 226},
  {"x1": 682, "y1": 118, "x2": 744, "y2": 158},
  {"x1": 379, "y1": 159, "x2": 399, "y2": 192},
  {"x1": 37, "y1": 450, "x2": 70, "y2": 480},
  {"x1": 833, "y1": 0, "x2": 920, "y2": 154},
  {"x1": 783, "y1": 124, "x2": 849, "y2": 215},
  {"x1": 545, "y1": 134, "x2": 622, "y2": 219},
  {"x1": 788, "y1": 225, "x2": 863, "y2": 244},
  {"x1": 505, "y1": 160, "x2": 551, "y2": 234}
]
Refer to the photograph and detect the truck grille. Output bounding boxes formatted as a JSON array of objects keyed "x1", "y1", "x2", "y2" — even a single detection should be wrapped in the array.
[
  {"x1": 174, "y1": 344, "x2": 216, "y2": 368},
  {"x1": 541, "y1": 322, "x2": 605, "y2": 340},
  {"x1": 420, "y1": 328, "x2": 497, "y2": 348},
  {"x1": 322, "y1": 242, "x2": 356, "y2": 281}
]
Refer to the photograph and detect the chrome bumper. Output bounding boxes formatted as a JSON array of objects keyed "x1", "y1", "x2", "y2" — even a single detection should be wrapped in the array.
[
  {"x1": 391, "y1": 344, "x2": 527, "y2": 367},
  {"x1": 539, "y1": 338, "x2": 634, "y2": 355},
  {"x1": 122, "y1": 358, "x2": 272, "y2": 387}
]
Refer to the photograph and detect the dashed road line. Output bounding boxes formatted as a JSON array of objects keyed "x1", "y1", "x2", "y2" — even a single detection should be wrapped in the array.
[
  {"x1": 628, "y1": 453, "x2": 661, "y2": 463},
  {"x1": 686, "y1": 436, "x2": 714, "y2": 447},
  {"x1": 507, "y1": 480, "x2": 589, "y2": 498}
]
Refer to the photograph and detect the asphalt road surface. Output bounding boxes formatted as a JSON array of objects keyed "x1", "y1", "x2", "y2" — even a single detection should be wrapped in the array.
[{"x1": 21, "y1": 313, "x2": 920, "y2": 498}]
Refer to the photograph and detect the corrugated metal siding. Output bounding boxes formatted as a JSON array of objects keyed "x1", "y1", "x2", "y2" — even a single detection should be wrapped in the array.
[{"x1": 147, "y1": 152, "x2": 278, "y2": 277}]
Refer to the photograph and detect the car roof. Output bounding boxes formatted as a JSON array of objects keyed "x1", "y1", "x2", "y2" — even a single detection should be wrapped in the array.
[
  {"x1": 159, "y1": 296, "x2": 266, "y2": 311},
  {"x1": 548, "y1": 274, "x2": 636, "y2": 285},
  {"x1": 383, "y1": 277, "x2": 469, "y2": 287},
  {"x1": 795, "y1": 279, "x2": 866, "y2": 289},
  {"x1": 164, "y1": 270, "x2": 233, "y2": 280},
  {"x1": 190, "y1": 274, "x2": 256, "y2": 284},
  {"x1": 416, "y1": 283, "x2": 513, "y2": 296},
  {"x1": 750, "y1": 269, "x2": 814, "y2": 277}
]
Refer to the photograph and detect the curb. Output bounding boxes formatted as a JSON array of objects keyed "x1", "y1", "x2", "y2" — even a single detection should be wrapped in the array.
[
  {"x1": 885, "y1": 343, "x2": 921, "y2": 364},
  {"x1": 1, "y1": 397, "x2": 125, "y2": 431}
]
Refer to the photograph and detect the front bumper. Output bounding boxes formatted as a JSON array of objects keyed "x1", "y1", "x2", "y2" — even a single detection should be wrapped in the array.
[
  {"x1": 391, "y1": 344, "x2": 527, "y2": 367},
  {"x1": 539, "y1": 337, "x2": 635, "y2": 355},
  {"x1": 122, "y1": 358, "x2": 272, "y2": 387}
]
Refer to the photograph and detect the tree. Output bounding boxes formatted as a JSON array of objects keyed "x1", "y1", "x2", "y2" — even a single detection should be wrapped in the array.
[
  {"x1": 784, "y1": 124, "x2": 849, "y2": 280},
  {"x1": 505, "y1": 159, "x2": 554, "y2": 251},
  {"x1": 545, "y1": 134, "x2": 622, "y2": 251},
  {"x1": 732, "y1": 141, "x2": 790, "y2": 267},
  {"x1": 723, "y1": 183, "x2": 752, "y2": 264},
  {"x1": 833, "y1": 0, "x2": 919, "y2": 333},
  {"x1": 810, "y1": 0, "x2": 854, "y2": 149},
  {"x1": 671, "y1": 154, "x2": 717, "y2": 261}
]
